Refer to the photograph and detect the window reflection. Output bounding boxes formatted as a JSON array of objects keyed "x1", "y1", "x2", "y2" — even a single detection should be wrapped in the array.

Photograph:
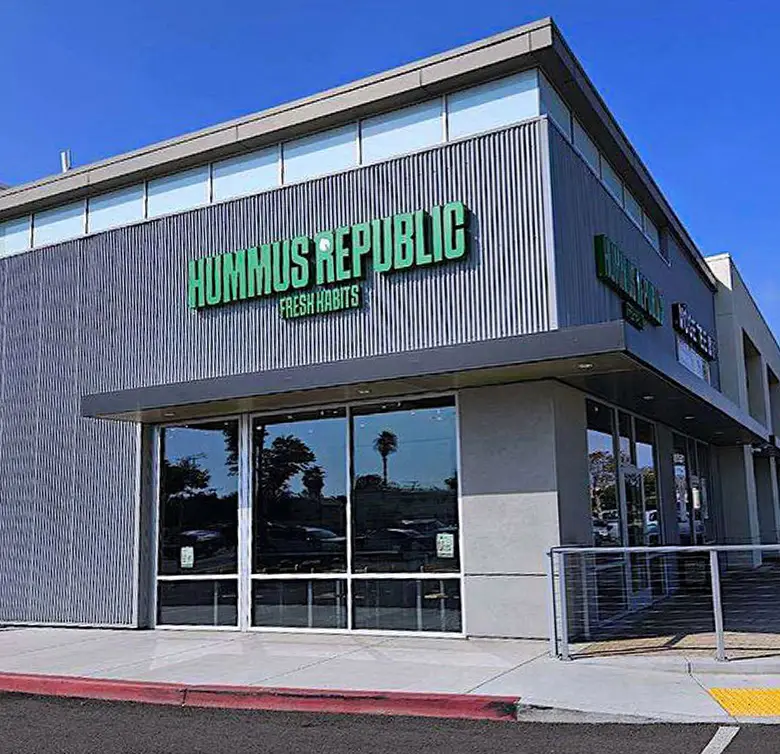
[
  {"x1": 158, "y1": 421, "x2": 239, "y2": 575},
  {"x1": 252, "y1": 410, "x2": 347, "y2": 573},
  {"x1": 587, "y1": 401, "x2": 621, "y2": 548},
  {"x1": 635, "y1": 419, "x2": 659, "y2": 546},
  {"x1": 352, "y1": 579, "x2": 461, "y2": 632},
  {"x1": 674, "y1": 434, "x2": 695, "y2": 545},
  {"x1": 351, "y1": 398, "x2": 459, "y2": 573}
]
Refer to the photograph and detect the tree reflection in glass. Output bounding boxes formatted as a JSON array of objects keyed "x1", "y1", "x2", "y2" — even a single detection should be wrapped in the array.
[
  {"x1": 351, "y1": 398, "x2": 459, "y2": 574},
  {"x1": 252, "y1": 409, "x2": 347, "y2": 573},
  {"x1": 158, "y1": 421, "x2": 239, "y2": 575},
  {"x1": 587, "y1": 401, "x2": 622, "y2": 548}
]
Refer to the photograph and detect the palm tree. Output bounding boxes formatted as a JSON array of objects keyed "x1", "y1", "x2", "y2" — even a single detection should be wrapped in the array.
[{"x1": 373, "y1": 430, "x2": 398, "y2": 487}]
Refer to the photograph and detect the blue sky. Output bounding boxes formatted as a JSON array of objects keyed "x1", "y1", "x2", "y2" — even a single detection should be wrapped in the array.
[{"x1": 2, "y1": 1, "x2": 779, "y2": 331}]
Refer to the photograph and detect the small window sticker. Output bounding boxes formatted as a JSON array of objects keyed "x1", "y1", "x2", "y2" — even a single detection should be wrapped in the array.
[
  {"x1": 180, "y1": 546, "x2": 195, "y2": 569},
  {"x1": 436, "y1": 532, "x2": 455, "y2": 559}
]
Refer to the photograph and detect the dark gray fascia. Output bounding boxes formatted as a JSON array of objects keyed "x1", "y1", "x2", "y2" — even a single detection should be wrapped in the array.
[{"x1": 81, "y1": 321, "x2": 626, "y2": 419}]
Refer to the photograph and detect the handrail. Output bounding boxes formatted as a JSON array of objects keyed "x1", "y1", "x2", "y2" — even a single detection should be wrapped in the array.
[{"x1": 549, "y1": 544, "x2": 780, "y2": 555}]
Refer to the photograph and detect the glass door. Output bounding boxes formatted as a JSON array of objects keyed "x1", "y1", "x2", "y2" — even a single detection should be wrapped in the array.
[
  {"x1": 618, "y1": 413, "x2": 651, "y2": 607},
  {"x1": 156, "y1": 419, "x2": 240, "y2": 627}
]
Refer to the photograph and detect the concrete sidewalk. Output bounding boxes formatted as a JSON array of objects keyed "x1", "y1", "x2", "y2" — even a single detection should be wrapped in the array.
[{"x1": 0, "y1": 627, "x2": 779, "y2": 722}]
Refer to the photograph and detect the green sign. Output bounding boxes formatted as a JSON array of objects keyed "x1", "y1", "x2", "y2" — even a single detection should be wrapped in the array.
[
  {"x1": 595, "y1": 234, "x2": 664, "y2": 327},
  {"x1": 188, "y1": 202, "x2": 470, "y2": 318}
]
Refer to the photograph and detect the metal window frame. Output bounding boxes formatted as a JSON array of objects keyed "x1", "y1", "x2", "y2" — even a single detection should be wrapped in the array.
[{"x1": 151, "y1": 391, "x2": 465, "y2": 636}]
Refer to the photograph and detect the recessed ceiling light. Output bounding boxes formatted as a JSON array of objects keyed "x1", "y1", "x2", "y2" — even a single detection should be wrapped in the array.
[
  {"x1": 684, "y1": 415, "x2": 695, "y2": 420},
  {"x1": 714, "y1": 430, "x2": 724, "y2": 435},
  {"x1": 163, "y1": 411, "x2": 175, "y2": 418},
  {"x1": 577, "y1": 363, "x2": 594, "y2": 370},
  {"x1": 642, "y1": 395, "x2": 654, "y2": 401},
  {"x1": 357, "y1": 388, "x2": 371, "y2": 395}
]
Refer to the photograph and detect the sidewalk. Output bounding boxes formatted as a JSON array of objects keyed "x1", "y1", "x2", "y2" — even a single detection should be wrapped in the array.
[{"x1": 0, "y1": 627, "x2": 779, "y2": 722}]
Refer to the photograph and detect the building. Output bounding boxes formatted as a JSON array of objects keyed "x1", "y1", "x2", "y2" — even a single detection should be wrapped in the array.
[{"x1": 0, "y1": 18, "x2": 777, "y2": 638}]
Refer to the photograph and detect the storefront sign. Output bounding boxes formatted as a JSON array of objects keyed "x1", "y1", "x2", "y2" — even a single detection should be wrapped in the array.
[
  {"x1": 595, "y1": 234, "x2": 664, "y2": 327},
  {"x1": 672, "y1": 303, "x2": 717, "y2": 361},
  {"x1": 188, "y1": 202, "x2": 470, "y2": 318}
]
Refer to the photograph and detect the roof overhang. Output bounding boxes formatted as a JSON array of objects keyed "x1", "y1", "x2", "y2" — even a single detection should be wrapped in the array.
[{"x1": 81, "y1": 321, "x2": 766, "y2": 447}]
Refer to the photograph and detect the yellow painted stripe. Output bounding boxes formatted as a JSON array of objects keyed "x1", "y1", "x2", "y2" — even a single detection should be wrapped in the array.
[{"x1": 710, "y1": 688, "x2": 780, "y2": 716}]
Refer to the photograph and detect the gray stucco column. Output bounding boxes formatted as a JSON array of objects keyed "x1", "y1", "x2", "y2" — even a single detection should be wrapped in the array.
[
  {"x1": 717, "y1": 445, "x2": 762, "y2": 567},
  {"x1": 458, "y1": 380, "x2": 588, "y2": 639}
]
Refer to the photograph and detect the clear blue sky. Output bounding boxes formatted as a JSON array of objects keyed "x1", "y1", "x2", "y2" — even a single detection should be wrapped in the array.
[{"x1": 2, "y1": 1, "x2": 778, "y2": 331}]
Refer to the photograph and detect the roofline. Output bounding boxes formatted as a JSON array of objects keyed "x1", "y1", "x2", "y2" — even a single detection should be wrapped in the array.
[
  {"x1": 0, "y1": 15, "x2": 716, "y2": 287},
  {"x1": 0, "y1": 17, "x2": 552, "y2": 214},
  {"x1": 705, "y1": 253, "x2": 780, "y2": 359}
]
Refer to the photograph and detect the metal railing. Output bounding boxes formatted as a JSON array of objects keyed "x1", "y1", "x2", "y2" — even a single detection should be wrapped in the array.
[{"x1": 548, "y1": 544, "x2": 780, "y2": 662}]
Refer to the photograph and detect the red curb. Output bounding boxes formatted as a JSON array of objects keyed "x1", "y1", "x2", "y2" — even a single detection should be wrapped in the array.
[{"x1": 0, "y1": 672, "x2": 518, "y2": 721}]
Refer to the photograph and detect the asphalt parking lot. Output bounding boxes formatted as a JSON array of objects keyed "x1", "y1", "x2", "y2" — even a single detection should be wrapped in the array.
[{"x1": 0, "y1": 693, "x2": 771, "y2": 754}]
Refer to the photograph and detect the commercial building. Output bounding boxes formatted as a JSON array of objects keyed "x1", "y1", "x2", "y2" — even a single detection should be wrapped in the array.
[{"x1": 0, "y1": 18, "x2": 777, "y2": 637}]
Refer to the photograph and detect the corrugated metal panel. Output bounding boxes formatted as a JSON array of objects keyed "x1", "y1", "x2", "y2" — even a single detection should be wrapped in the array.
[
  {"x1": 0, "y1": 120, "x2": 551, "y2": 625},
  {"x1": 77, "y1": 120, "x2": 551, "y2": 394},
  {"x1": 548, "y1": 125, "x2": 719, "y2": 384}
]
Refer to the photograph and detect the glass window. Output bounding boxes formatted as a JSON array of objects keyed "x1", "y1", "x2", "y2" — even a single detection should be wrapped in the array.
[
  {"x1": 33, "y1": 201, "x2": 85, "y2": 247},
  {"x1": 624, "y1": 189, "x2": 643, "y2": 229},
  {"x1": 587, "y1": 400, "x2": 621, "y2": 547},
  {"x1": 677, "y1": 335, "x2": 712, "y2": 384},
  {"x1": 539, "y1": 72, "x2": 571, "y2": 139},
  {"x1": 600, "y1": 157, "x2": 623, "y2": 205},
  {"x1": 573, "y1": 119, "x2": 599, "y2": 175},
  {"x1": 88, "y1": 185, "x2": 145, "y2": 233},
  {"x1": 282, "y1": 124, "x2": 357, "y2": 184},
  {"x1": 212, "y1": 147, "x2": 280, "y2": 202},
  {"x1": 252, "y1": 580, "x2": 347, "y2": 628},
  {"x1": 0, "y1": 216, "x2": 31, "y2": 257},
  {"x1": 643, "y1": 213, "x2": 661, "y2": 252},
  {"x1": 361, "y1": 100, "x2": 443, "y2": 164},
  {"x1": 157, "y1": 580, "x2": 237, "y2": 626},
  {"x1": 352, "y1": 579, "x2": 461, "y2": 632},
  {"x1": 147, "y1": 166, "x2": 209, "y2": 218},
  {"x1": 673, "y1": 434, "x2": 693, "y2": 544},
  {"x1": 252, "y1": 409, "x2": 347, "y2": 574},
  {"x1": 635, "y1": 419, "x2": 660, "y2": 546},
  {"x1": 446, "y1": 70, "x2": 539, "y2": 141},
  {"x1": 158, "y1": 420, "x2": 239, "y2": 575},
  {"x1": 351, "y1": 398, "x2": 459, "y2": 574}
]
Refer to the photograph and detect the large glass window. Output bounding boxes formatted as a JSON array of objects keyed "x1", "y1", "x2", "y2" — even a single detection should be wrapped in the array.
[
  {"x1": 147, "y1": 166, "x2": 209, "y2": 218},
  {"x1": 351, "y1": 398, "x2": 459, "y2": 574},
  {"x1": 33, "y1": 201, "x2": 85, "y2": 247},
  {"x1": 212, "y1": 147, "x2": 280, "y2": 202},
  {"x1": 361, "y1": 100, "x2": 443, "y2": 164},
  {"x1": 282, "y1": 124, "x2": 357, "y2": 184},
  {"x1": 251, "y1": 409, "x2": 347, "y2": 574},
  {"x1": 352, "y1": 579, "x2": 461, "y2": 632},
  {"x1": 88, "y1": 185, "x2": 145, "y2": 233},
  {"x1": 0, "y1": 216, "x2": 31, "y2": 257},
  {"x1": 446, "y1": 70, "x2": 539, "y2": 141},
  {"x1": 157, "y1": 398, "x2": 462, "y2": 633},
  {"x1": 158, "y1": 420, "x2": 239, "y2": 576}
]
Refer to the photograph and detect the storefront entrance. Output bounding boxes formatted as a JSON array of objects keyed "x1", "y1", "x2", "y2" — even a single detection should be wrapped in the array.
[{"x1": 153, "y1": 396, "x2": 463, "y2": 633}]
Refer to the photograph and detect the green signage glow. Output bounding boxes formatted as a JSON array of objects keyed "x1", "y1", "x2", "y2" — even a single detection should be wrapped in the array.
[
  {"x1": 188, "y1": 202, "x2": 470, "y2": 318},
  {"x1": 594, "y1": 234, "x2": 664, "y2": 327}
]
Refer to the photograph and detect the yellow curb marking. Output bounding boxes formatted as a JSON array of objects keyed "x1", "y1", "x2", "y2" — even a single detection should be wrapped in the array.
[{"x1": 709, "y1": 688, "x2": 780, "y2": 716}]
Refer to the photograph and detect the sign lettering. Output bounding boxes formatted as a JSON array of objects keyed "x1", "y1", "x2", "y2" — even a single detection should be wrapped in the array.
[{"x1": 188, "y1": 202, "x2": 470, "y2": 318}]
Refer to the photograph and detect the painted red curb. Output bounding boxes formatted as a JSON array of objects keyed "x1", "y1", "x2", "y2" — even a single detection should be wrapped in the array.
[{"x1": 0, "y1": 672, "x2": 519, "y2": 721}]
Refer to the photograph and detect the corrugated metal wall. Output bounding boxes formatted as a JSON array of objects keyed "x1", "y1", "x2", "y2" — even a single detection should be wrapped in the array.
[
  {"x1": 548, "y1": 125, "x2": 719, "y2": 388},
  {"x1": 0, "y1": 120, "x2": 553, "y2": 625}
]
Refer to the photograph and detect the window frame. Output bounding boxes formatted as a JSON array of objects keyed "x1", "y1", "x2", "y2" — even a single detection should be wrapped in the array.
[{"x1": 152, "y1": 391, "x2": 465, "y2": 636}]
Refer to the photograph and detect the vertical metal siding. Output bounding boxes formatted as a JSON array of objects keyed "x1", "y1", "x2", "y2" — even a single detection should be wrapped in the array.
[
  {"x1": 548, "y1": 126, "x2": 719, "y2": 383},
  {"x1": 0, "y1": 120, "x2": 551, "y2": 625}
]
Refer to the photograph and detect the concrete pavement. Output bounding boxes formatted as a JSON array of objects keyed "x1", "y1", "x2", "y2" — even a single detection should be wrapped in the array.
[{"x1": 1, "y1": 627, "x2": 780, "y2": 722}]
